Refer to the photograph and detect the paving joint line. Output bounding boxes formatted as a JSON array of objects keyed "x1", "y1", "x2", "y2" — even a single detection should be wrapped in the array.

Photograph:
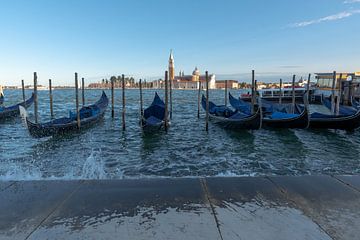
[
  {"x1": 0, "y1": 181, "x2": 16, "y2": 192},
  {"x1": 24, "y1": 180, "x2": 85, "y2": 240},
  {"x1": 265, "y1": 176, "x2": 335, "y2": 240},
  {"x1": 331, "y1": 175, "x2": 360, "y2": 194},
  {"x1": 199, "y1": 178, "x2": 224, "y2": 240}
]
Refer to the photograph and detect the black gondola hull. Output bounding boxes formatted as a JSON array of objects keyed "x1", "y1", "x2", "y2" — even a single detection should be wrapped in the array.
[
  {"x1": 309, "y1": 111, "x2": 360, "y2": 130},
  {"x1": 208, "y1": 106, "x2": 262, "y2": 130},
  {"x1": 24, "y1": 91, "x2": 108, "y2": 138},
  {"x1": 0, "y1": 93, "x2": 34, "y2": 120},
  {"x1": 262, "y1": 110, "x2": 309, "y2": 129}
]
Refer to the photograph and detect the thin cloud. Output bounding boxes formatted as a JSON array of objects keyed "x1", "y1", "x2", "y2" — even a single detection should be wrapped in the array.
[
  {"x1": 344, "y1": 0, "x2": 360, "y2": 3},
  {"x1": 290, "y1": 9, "x2": 360, "y2": 27}
]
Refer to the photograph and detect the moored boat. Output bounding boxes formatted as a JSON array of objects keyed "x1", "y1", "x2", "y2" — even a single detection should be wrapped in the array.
[
  {"x1": 141, "y1": 92, "x2": 169, "y2": 131},
  {"x1": 0, "y1": 93, "x2": 34, "y2": 120},
  {"x1": 20, "y1": 91, "x2": 108, "y2": 138},
  {"x1": 202, "y1": 95, "x2": 261, "y2": 130},
  {"x1": 229, "y1": 93, "x2": 309, "y2": 128}
]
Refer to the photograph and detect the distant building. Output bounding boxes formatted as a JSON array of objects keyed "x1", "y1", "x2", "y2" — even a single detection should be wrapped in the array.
[
  {"x1": 215, "y1": 80, "x2": 239, "y2": 89},
  {"x1": 168, "y1": 52, "x2": 216, "y2": 89}
]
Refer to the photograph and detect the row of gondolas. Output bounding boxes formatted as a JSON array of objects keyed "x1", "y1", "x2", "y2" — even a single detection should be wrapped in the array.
[{"x1": 1, "y1": 89, "x2": 360, "y2": 138}]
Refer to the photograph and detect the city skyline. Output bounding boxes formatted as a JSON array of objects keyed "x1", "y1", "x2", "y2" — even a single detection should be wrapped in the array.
[{"x1": 0, "y1": 0, "x2": 359, "y2": 86}]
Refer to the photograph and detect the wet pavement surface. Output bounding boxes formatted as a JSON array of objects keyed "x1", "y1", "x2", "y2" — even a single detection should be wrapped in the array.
[{"x1": 0, "y1": 176, "x2": 359, "y2": 240}]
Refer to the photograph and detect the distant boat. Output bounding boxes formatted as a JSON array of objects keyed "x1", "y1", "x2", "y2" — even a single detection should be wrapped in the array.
[
  {"x1": 229, "y1": 93, "x2": 309, "y2": 129},
  {"x1": 20, "y1": 91, "x2": 108, "y2": 138},
  {"x1": 201, "y1": 94, "x2": 261, "y2": 130},
  {"x1": 0, "y1": 93, "x2": 34, "y2": 120},
  {"x1": 141, "y1": 92, "x2": 169, "y2": 131}
]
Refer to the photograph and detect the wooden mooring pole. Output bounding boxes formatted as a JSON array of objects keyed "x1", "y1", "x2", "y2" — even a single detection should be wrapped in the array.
[
  {"x1": 251, "y1": 70, "x2": 255, "y2": 114},
  {"x1": 164, "y1": 71, "x2": 169, "y2": 131},
  {"x1": 205, "y1": 71, "x2": 209, "y2": 132},
  {"x1": 225, "y1": 80, "x2": 228, "y2": 106},
  {"x1": 111, "y1": 77, "x2": 115, "y2": 118},
  {"x1": 75, "y1": 72, "x2": 80, "y2": 129},
  {"x1": 336, "y1": 73, "x2": 342, "y2": 116},
  {"x1": 33, "y1": 72, "x2": 38, "y2": 124},
  {"x1": 197, "y1": 80, "x2": 201, "y2": 118},
  {"x1": 291, "y1": 75, "x2": 296, "y2": 114},
  {"x1": 122, "y1": 74, "x2": 126, "y2": 131},
  {"x1": 307, "y1": 74, "x2": 311, "y2": 103},
  {"x1": 139, "y1": 79, "x2": 143, "y2": 127},
  {"x1": 49, "y1": 79, "x2": 54, "y2": 119},
  {"x1": 279, "y1": 79, "x2": 282, "y2": 104},
  {"x1": 169, "y1": 74, "x2": 173, "y2": 119},
  {"x1": 82, "y1": 77, "x2": 85, "y2": 106},
  {"x1": 331, "y1": 71, "x2": 336, "y2": 115},
  {"x1": 21, "y1": 80, "x2": 25, "y2": 102}
]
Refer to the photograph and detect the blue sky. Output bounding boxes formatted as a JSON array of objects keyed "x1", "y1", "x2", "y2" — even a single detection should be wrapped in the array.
[{"x1": 0, "y1": 0, "x2": 359, "y2": 85}]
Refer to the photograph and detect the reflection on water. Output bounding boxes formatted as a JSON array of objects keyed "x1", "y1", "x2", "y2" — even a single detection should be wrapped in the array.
[{"x1": 0, "y1": 88, "x2": 360, "y2": 180}]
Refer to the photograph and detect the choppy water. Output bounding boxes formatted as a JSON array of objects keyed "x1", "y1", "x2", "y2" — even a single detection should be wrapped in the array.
[{"x1": 0, "y1": 89, "x2": 359, "y2": 180}]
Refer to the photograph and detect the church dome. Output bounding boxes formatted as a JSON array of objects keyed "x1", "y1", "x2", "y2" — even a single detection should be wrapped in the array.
[{"x1": 192, "y1": 67, "x2": 200, "y2": 76}]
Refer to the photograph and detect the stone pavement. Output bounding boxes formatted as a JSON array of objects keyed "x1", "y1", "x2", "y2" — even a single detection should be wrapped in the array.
[{"x1": 0, "y1": 175, "x2": 359, "y2": 240}]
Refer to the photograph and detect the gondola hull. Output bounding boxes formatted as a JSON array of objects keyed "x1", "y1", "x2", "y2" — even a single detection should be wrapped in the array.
[
  {"x1": 202, "y1": 94, "x2": 261, "y2": 130},
  {"x1": 309, "y1": 111, "x2": 360, "y2": 130},
  {"x1": 0, "y1": 93, "x2": 34, "y2": 120},
  {"x1": 22, "y1": 91, "x2": 108, "y2": 138},
  {"x1": 262, "y1": 110, "x2": 309, "y2": 129},
  {"x1": 141, "y1": 92, "x2": 169, "y2": 132},
  {"x1": 208, "y1": 109, "x2": 261, "y2": 130}
]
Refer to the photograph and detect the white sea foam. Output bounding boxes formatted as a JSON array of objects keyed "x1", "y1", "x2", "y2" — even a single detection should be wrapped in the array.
[
  {"x1": 0, "y1": 162, "x2": 42, "y2": 180},
  {"x1": 80, "y1": 149, "x2": 106, "y2": 179}
]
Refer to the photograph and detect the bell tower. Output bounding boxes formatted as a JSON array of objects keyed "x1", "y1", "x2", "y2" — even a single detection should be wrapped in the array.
[{"x1": 168, "y1": 50, "x2": 175, "y2": 81}]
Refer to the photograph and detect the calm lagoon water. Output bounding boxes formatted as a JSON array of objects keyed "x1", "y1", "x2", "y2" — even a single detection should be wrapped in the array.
[{"x1": 0, "y1": 88, "x2": 359, "y2": 180}]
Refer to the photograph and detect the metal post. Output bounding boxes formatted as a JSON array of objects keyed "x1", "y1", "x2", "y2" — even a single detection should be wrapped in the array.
[
  {"x1": 75, "y1": 72, "x2": 80, "y2": 129},
  {"x1": 122, "y1": 74, "x2": 126, "y2": 131},
  {"x1": 205, "y1": 71, "x2": 209, "y2": 132},
  {"x1": 21, "y1": 80, "x2": 25, "y2": 102},
  {"x1": 225, "y1": 80, "x2": 228, "y2": 106},
  {"x1": 139, "y1": 79, "x2": 143, "y2": 127},
  {"x1": 82, "y1": 77, "x2": 85, "y2": 106},
  {"x1": 331, "y1": 71, "x2": 336, "y2": 115},
  {"x1": 291, "y1": 75, "x2": 296, "y2": 114},
  {"x1": 279, "y1": 79, "x2": 282, "y2": 104},
  {"x1": 111, "y1": 77, "x2": 114, "y2": 118},
  {"x1": 49, "y1": 79, "x2": 54, "y2": 119},
  {"x1": 197, "y1": 80, "x2": 201, "y2": 118},
  {"x1": 251, "y1": 70, "x2": 255, "y2": 114},
  {"x1": 164, "y1": 71, "x2": 169, "y2": 131},
  {"x1": 33, "y1": 72, "x2": 38, "y2": 124}
]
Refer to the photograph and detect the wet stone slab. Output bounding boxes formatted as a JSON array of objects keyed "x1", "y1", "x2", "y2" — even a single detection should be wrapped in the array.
[
  {"x1": 336, "y1": 175, "x2": 360, "y2": 192},
  {"x1": 28, "y1": 179, "x2": 221, "y2": 240},
  {"x1": 0, "y1": 180, "x2": 83, "y2": 240},
  {"x1": 0, "y1": 177, "x2": 359, "y2": 240},
  {"x1": 270, "y1": 175, "x2": 360, "y2": 240},
  {"x1": 0, "y1": 181, "x2": 15, "y2": 192},
  {"x1": 205, "y1": 177, "x2": 331, "y2": 240}
]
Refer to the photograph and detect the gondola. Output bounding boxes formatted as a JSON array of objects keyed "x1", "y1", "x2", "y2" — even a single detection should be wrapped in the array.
[
  {"x1": 229, "y1": 93, "x2": 309, "y2": 128},
  {"x1": 276, "y1": 97, "x2": 360, "y2": 130},
  {"x1": 141, "y1": 92, "x2": 168, "y2": 131},
  {"x1": 0, "y1": 93, "x2": 34, "y2": 120},
  {"x1": 201, "y1": 95, "x2": 261, "y2": 130},
  {"x1": 20, "y1": 91, "x2": 108, "y2": 138}
]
